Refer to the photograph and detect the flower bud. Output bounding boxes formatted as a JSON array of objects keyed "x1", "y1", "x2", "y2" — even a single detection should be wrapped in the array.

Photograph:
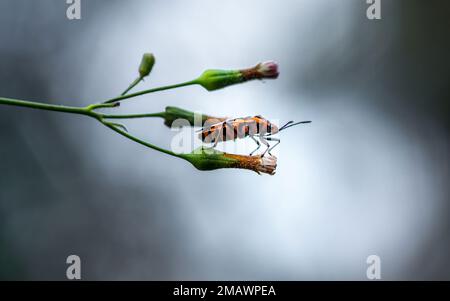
[
  {"x1": 195, "y1": 61, "x2": 279, "y2": 91},
  {"x1": 240, "y1": 61, "x2": 279, "y2": 80},
  {"x1": 181, "y1": 147, "x2": 277, "y2": 175},
  {"x1": 225, "y1": 152, "x2": 277, "y2": 175},
  {"x1": 163, "y1": 106, "x2": 226, "y2": 128},
  {"x1": 138, "y1": 53, "x2": 155, "y2": 78},
  {"x1": 196, "y1": 69, "x2": 243, "y2": 91},
  {"x1": 256, "y1": 61, "x2": 279, "y2": 78}
]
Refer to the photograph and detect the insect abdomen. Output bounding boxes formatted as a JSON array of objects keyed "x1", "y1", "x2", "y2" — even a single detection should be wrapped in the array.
[{"x1": 200, "y1": 117, "x2": 268, "y2": 144}]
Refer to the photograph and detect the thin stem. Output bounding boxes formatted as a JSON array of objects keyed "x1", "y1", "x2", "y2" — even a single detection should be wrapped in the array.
[
  {"x1": 0, "y1": 96, "x2": 93, "y2": 117},
  {"x1": 104, "y1": 80, "x2": 198, "y2": 104},
  {"x1": 0, "y1": 95, "x2": 181, "y2": 159},
  {"x1": 121, "y1": 76, "x2": 143, "y2": 96},
  {"x1": 100, "y1": 112, "x2": 165, "y2": 119},
  {"x1": 101, "y1": 121, "x2": 181, "y2": 158},
  {"x1": 86, "y1": 102, "x2": 120, "y2": 111}
]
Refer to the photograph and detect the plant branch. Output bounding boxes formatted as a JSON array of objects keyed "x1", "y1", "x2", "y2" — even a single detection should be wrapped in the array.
[
  {"x1": 0, "y1": 96, "x2": 277, "y2": 175},
  {"x1": 101, "y1": 112, "x2": 165, "y2": 119},
  {"x1": 121, "y1": 76, "x2": 144, "y2": 96},
  {"x1": 0, "y1": 96, "x2": 94, "y2": 117},
  {"x1": 0, "y1": 96, "x2": 182, "y2": 159},
  {"x1": 104, "y1": 80, "x2": 198, "y2": 104},
  {"x1": 100, "y1": 121, "x2": 181, "y2": 158},
  {"x1": 86, "y1": 102, "x2": 120, "y2": 111}
]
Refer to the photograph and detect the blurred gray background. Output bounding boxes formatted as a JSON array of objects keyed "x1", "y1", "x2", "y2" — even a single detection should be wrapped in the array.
[{"x1": 0, "y1": 0, "x2": 449, "y2": 280}]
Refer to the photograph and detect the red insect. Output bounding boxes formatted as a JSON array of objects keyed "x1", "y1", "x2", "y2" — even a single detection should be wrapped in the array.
[{"x1": 199, "y1": 115, "x2": 311, "y2": 156}]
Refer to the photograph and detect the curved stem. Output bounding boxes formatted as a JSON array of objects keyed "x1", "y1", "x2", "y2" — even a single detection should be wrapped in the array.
[
  {"x1": 100, "y1": 120, "x2": 181, "y2": 158},
  {"x1": 104, "y1": 79, "x2": 198, "y2": 104},
  {"x1": 1, "y1": 95, "x2": 181, "y2": 159}
]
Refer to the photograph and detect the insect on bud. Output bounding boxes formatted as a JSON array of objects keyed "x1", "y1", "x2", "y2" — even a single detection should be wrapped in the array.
[{"x1": 138, "y1": 53, "x2": 155, "y2": 78}]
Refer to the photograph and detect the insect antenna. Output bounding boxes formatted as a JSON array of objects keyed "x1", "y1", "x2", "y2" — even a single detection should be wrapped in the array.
[
  {"x1": 278, "y1": 121, "x2": 294, "y2": 131},
  {"x1": 278, "y1": 120, "x2": 311, "y2": 132}
]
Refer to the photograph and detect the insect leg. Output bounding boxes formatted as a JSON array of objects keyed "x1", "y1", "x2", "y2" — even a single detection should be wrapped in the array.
[
  {"x1": 249, "y1": 135, "x2": 261, "y2": 156},
  {"x1": 212, "y1": 129, "x2": 221, "y2": 147},
  {"x1": 265, "y1": 137, "x2": 280, "y2": 155},
  {"x1": 259, "y1": 136, "x2": 271, "y2": 156}
]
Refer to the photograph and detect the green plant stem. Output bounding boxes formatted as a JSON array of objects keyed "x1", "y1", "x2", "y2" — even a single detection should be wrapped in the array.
[
  {"x1": 121, "y1": 76, "x2": 143, "y2": 96},
  {"x1": 0, "y1": 96, "x2": 275, "y2": 174},
  {"x1": 0, "y1": 96, "x2": 180, "y2": 159},
  {"x1": 101, "y1": 112, "x2": 165, "y2": 119},
  {"x1": 86, "y1": 102, "x2": 120, "y2": 111},
  {"x1": 104, "y1": 80, "x2": 198, "y2": 104},
  {"x1": 101, "y1": 122, "x2": 181, "y2": 158},
  {"x1": 0, "y1": 96, "x2": 94, "y2": 117}
]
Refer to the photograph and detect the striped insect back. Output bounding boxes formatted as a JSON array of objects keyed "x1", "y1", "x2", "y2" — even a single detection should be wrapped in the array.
[
  {"x1": 199, "y1": 114, "x2": 308, "y2": 156},
  {"x1": 200, "y1": 115, "x2": 273, "y2": 144}
]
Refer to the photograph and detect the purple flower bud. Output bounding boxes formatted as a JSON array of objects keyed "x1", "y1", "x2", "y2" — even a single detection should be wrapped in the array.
[
  {"x1": 240, "y1": 61, "x2": 280, "y2": 81},
  {"x1": 257, "y1": 61, "x2": 279, "y2": 78}
]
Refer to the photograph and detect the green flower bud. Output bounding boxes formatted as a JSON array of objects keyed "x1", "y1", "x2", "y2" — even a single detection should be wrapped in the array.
[
  {"x1": 162, "y1": 106, "x2": 226, "y2": 127},
  {"x1": 195, "y1": 61, "x2": 279, "y2": 91},
  {"x1": 195, "y1": 69, "x2": 244, "y2": 91},
  {"x1": 181, "y1": 147, "x2": 277, "y2": 175},
  {"x1": 138, "y1": 53, "x2": 155, "y2": 78}
]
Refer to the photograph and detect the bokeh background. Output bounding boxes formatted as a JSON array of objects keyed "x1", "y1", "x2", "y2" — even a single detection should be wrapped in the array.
[{"x1": 0, "y1": 0, "x2": 449, "y2": 280}]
